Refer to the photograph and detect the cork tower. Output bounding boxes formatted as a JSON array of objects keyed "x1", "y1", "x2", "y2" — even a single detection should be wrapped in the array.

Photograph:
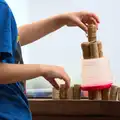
[{"x1": 81, "y1": 24, "x2": 110, "y2": 100}]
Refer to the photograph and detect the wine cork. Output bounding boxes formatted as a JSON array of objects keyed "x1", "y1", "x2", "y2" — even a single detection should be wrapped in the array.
[
  {"x1": 109, "y1": 85, "x2": 118, "y2": 100},
  {"x1": 73, "y1": 84, "x2": 81, "y2": 99},
  {"x1": 88, "y1": 24, "x2": 97, "y2": 42},
  {"x1": 59, "y1": 84, "x2": 67, "y2": 99},
  {"x1": 52, "y1": 88, "x2": 59, "y2": 99},
  {"x1": 81, "y1": 42, "x2": 90, "y2": 59},
  {"x1": 101, "y1": 88, "x2": 110, "y2": 100},
  {"x1": 117, "y1": 87, "x2": 120, "y2": 101},
  {"x1": 88, "y1": 90, "x2": 102, "y2": 100},
  {"x1": 89, "y1": 42, "x2": 99, "y2": 58},
  {"x1": 88, "y1": 91, "x2": 94, "y2": 100},
  {"x1": 97, "y1": 41, "x2": 103, "y2": 57},
  {"x1": 67, "y1": 87, "x2": 74, "y2": 99},
  {"x1": 93, "y1": 90, "x2": 102, "y2": 100}
]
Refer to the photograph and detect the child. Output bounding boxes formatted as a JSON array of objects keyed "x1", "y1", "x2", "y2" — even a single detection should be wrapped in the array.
[{"x1": 0, "y1": 0, "x2": 100, "y2": 119}]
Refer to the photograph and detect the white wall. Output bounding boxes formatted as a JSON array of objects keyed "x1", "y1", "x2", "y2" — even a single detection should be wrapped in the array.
[{"x1": 6, "y1": 0, "x2": 120, "y2": 89}]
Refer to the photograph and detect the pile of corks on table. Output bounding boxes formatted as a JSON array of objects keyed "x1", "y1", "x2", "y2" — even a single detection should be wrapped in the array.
[
  {"x1": 52, "y1": 24, "x2": 120, "y2": 101},
  {"x1": 52, "y1": 84, "x2": 120, "y2": 101}
]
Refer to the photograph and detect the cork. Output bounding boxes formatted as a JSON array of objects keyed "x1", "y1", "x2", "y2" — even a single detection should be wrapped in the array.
[
  {"x1": 73, "y1": 84, "x2": 81, "y2": 99},
  {"x1": 117, "y1": 87, "x2": 120, "y2": 101},
  {"x1": 52, "y1": 88, "x2": 59, "y2": 99},
  {"x1": 88, "y1": 24, "x2": 97, "y2": 42},
  {"x1": 93, "y1": 90, "x2": 102, "y2": 100},
  {"x1": 101, "y1": 88, "x2": 110, "y2": 100},
  {"x1": 89, "y1": 42, "x2": 99, "y2": 58},
  {"x1": 81, "y1": 42, "x2": 90, "y2": 59},
  {"x1": 97, "y1": 41, "x2": 103, "y2": 57},
  {"x1": 59, "y1": 84, "x2": 67, "y2": 99},
  {"x1": 67, "y1": 87, "x2": 74, "y2": 99},
  {"x1": 88, "y1": 91, "x2": 94, "y2": 100},
  {"x1": 109, "y1": 85, "x2": 118, "y2": 100},
  {"x1": 88, "y1": 90, "x2": 102, "y2": 100}
]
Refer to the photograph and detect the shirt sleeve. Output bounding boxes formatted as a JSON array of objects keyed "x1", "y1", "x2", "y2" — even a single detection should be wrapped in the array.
[{"x1": 0, "y1": 3, "x2": 12, "y2": 60}]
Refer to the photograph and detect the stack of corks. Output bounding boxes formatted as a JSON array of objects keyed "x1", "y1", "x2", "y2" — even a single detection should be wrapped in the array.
[
  {"x1": 52, "y1": 84, "x2": 81, "y2": 100},
  {"x1": 81, "y1": 24, "x2": 110, "y2": 100},
  {"x1": 52, "y1": 24, "x2": 119, "y2": 101},
  {"x1": 52, "y1": 84, "x2": 119, "y2": 101},
  {"x1": 52, "y1": 84, "x2": 120, "y2": 101}
]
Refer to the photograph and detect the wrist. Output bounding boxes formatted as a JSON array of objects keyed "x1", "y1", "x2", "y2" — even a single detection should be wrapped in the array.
[
  {"x1": 39, "y1": 64, "x2": 46, "y2": 76},
  {"x1": 39, "y1": 64, "x2": 50, "y2": 77},
  {"x1": 53, "y1": 14, "x2": 67, "y2": 26}
]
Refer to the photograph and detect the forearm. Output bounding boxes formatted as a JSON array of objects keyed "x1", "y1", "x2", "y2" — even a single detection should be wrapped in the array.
[
  {"x1": 0, "y1": 63, "x2": 45, "y2": 84},
  {"x1": 18, "y1": 14, "x2": 65, "y2": 46}
]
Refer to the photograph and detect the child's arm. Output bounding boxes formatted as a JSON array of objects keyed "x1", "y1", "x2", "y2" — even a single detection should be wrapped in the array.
[
  {"x1": 18, "y1": 14, "x2": 65, "y2": 46},
  {"x1": 0, "y1": 63, "x2": 44, "y2": 84},
  {"x1": 18, "y1": 12, "x2": 100, "y2": 46},
  {"x1": 0, "y1": 63, "x2": 70, "y2": 88},
  {"x1": 0, "y1": 3, "x2": 70, "y2": 88}
]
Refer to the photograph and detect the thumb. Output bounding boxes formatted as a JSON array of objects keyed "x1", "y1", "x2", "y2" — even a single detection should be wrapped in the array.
[
  {"x1": 70, "y1": 16, "x2": 88, "y2": 32},
  {"x1": 79, "y1": 21, "x2": 88, "y2": 33}
]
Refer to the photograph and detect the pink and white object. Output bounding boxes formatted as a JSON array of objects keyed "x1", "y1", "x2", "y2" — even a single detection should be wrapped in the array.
[{"x1": 81, "y1": 57, "x2": 113, "y2": 91}]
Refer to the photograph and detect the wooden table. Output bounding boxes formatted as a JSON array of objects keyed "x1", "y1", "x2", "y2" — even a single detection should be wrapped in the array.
[{"x1": 29, "y1": 99, "x2": 120, "y2": 120}]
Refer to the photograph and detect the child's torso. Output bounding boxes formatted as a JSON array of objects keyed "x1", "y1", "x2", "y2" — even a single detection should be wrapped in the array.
[{"x1": 0, "y1": 0, "x2": 32, "y2": 120}]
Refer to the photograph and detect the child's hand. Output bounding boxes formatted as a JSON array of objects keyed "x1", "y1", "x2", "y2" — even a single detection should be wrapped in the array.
[
  {"x1": 41, "y1": 65, "x2": 70, "y2": 89},
  {"x1": 60, "y1": 11, "x2": 100, "y2": 32}
]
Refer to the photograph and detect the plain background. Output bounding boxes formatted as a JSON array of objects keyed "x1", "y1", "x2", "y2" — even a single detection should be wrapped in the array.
[{"x1": 6, "y1": 0, "x2": 120, "y2": 90}]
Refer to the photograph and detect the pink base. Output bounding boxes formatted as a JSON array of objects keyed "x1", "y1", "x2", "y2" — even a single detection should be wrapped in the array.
[{"x1": 81, "y1": 83, "x2": 112, "y2": 91}]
